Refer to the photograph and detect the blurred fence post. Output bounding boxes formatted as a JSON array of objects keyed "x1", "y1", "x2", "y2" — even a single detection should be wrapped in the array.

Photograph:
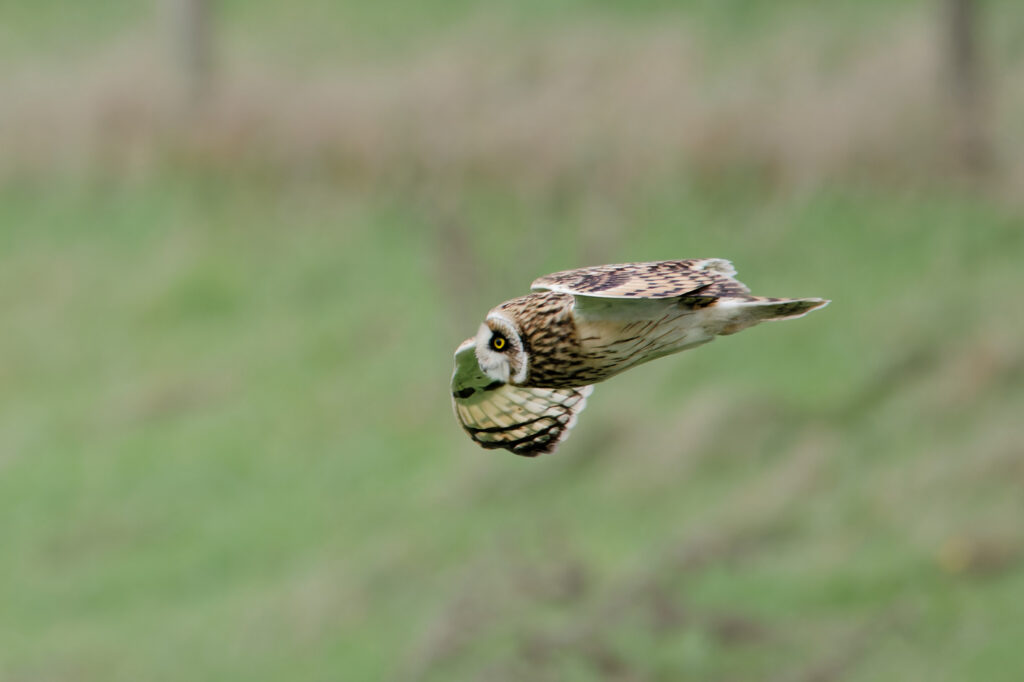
[
  {"x1": 167, "y1": 0, "x2": 216, "y2": 116},
  {"x1": 943, "y1": 0, "x2": 992, "y2": 174}
]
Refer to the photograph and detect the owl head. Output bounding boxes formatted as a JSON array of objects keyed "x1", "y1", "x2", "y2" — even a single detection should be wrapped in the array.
[{"x1": 474, "y1": 313, "x2": 528, "y2": 385}]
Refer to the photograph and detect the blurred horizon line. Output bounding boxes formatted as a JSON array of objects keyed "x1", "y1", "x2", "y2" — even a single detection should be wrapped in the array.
[{"x1": 2, "y1": 13, "x2": 1022, "y2": 200}]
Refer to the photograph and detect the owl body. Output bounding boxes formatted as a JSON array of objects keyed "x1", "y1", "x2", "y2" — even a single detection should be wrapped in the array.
[
  {"x1": 482, "y1": 291, "x2": 721, "y2": 388},
  {"x1": 452, "y1": 259, "x2": 828, "y2": 457}
]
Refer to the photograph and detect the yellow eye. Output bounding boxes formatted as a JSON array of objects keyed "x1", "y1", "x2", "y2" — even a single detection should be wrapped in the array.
[{"x1": 492, "y1": 336, "x2": 506, "y2": 351}]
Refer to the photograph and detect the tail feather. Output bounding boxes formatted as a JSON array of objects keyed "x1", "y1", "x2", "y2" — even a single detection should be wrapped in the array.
[{"x1": 717, "y1": 297, "x2": 829, "y2": 335}]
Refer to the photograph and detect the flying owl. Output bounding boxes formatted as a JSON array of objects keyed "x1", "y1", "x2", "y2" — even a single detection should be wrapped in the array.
[{"x1": 451, "y1": 259, "x2": 828, "y2": 457}]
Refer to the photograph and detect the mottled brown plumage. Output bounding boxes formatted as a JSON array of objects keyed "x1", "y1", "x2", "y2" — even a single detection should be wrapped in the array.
[
  {"x1": 492, "y1": 292, "x2": 590, "y2": 387},
  {"x1": 452, "y1": 259, "x2": 828, "y2": 456},
  {"x1": 531, "y1": 258, "x2": 750, "y2": 299}
]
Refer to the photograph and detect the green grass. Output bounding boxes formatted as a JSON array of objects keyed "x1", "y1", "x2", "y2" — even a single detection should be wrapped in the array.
[
  {"x1": 1, "y1": 171, "x2": 1022, "y2": 681},
  {"x1": 6, "y1": 0, "x2": 1022, "y2": 65},
  {"x1": 2, "y1": 0, "x2": 1024, "y2": 679},
  {"x1": 0, "y1": 0, "x2": 934, "y2": 63}
]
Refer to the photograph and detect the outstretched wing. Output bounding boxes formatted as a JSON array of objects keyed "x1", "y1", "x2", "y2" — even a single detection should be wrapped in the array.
[
  {"x1": 531, "y1": 259, "x2": 751, "y2": 300},
  {"x1": 453, "y1": 383, "x2": 593, "y2": 457},
  {"x1": 451, "y1": 338, "x2": 592, "y2": 457}
]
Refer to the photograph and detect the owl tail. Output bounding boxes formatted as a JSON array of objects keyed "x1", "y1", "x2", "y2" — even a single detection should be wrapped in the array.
[{"x1": 717, "y1": 297, "x2": 829, "y2": 335}]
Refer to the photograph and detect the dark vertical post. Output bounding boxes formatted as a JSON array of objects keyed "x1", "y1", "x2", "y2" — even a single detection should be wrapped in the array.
[
  {"x1": 169, "y1": 0, "x2": 215, "y2": 114},
  {"x1": 944, "y1": 0, "x2": 991, "y2": 173}
]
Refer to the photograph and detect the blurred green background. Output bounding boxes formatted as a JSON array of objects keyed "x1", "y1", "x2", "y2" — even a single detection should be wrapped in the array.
[{"x1": 2, "y1": 1, "x2": 1023, "y2": 680}]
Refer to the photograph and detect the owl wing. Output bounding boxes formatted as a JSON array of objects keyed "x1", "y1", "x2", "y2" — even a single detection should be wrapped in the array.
[
  {"x1": 451, "y1": 339, "x2": 592, "y2": 457},
  {"x1": 531, "y1": 258, "x2": 751, "y2": 300},
  {"x1": 452, "y1": 384, "x2": 593, "y2": 457}
]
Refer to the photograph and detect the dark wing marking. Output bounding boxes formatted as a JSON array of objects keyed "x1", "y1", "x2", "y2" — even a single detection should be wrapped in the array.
[
  {"x1": 531, "y1": 259, "x2": 751, "y2": 300},
  {"x1": 452, "y1": 384, "x2": 593, "y2": 457}
]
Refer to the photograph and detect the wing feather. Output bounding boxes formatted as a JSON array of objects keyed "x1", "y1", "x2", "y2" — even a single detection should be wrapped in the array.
[
  {"x1": 531, "y1": 259, "x2": 750, "y2": 299},
  {"x1": 453, "y1": 384, "x2": 593, "y2": 457}
]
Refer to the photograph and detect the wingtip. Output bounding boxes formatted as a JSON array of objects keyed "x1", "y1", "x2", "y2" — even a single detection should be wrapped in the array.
[
  {"x1": 789, "y1": 297, "x2": 830, "y2": 320},
  {"x1": 793, "y1": 297, "x2": 831, "y2": 316}
]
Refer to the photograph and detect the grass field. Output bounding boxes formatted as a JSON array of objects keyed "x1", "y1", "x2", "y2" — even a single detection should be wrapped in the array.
[{"x1": 2, "y1": 1, "x2": 1024, "y2": 681}]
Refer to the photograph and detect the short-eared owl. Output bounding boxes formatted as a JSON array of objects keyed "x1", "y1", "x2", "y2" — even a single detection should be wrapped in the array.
[{"x1": 451, "y1": 259, "x2": 828, "y2": 457}]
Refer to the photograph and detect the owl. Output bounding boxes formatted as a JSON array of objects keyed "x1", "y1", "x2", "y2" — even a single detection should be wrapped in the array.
[{"x1": 451, "y1": 259, "x2": 828, "y2": 457}]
